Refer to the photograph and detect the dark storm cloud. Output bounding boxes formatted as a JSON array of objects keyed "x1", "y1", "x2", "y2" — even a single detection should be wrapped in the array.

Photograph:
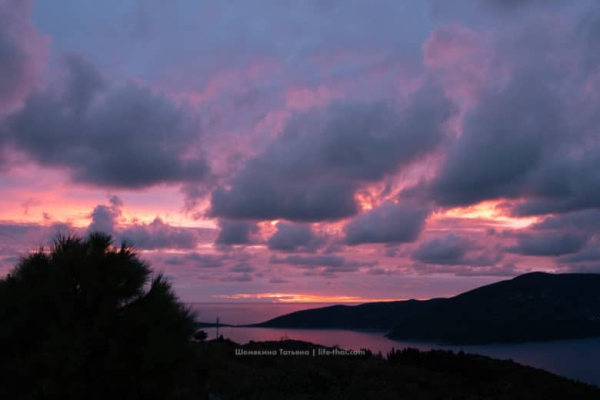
[
  {"x1": 210, "y1": 84, "x2": 454, "y2": 222},
  {"x1": 267, "y1": 222, "x2": 325, "y2": 252},
  {"x1": 344, "y1": 201, "x2": 429, "y2": 245},
  {"x1": 507, "y1": 232, "x2": 588, "y2": 257},
  {"x1": 3, "y1": 54, "x2": 209, "y2": 189},
  {"x1": 214, "y1": 219, "x2": 259, "y2": 245}
]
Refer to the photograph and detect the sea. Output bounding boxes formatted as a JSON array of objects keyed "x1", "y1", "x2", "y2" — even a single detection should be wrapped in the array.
[{"x1": 189, "y1": 302, "x2": 600, "y2": 387}]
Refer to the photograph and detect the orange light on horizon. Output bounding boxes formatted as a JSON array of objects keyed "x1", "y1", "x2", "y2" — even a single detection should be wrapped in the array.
[{"x1": 213, "y1": 292, "x2": 407, "y2": 303}]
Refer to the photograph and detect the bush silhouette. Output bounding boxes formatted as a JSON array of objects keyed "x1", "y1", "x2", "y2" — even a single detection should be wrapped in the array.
[
  {"x1": 194, "y1": 330, "x2": 208, "y2": 341},
  {"x1": 0, "y1": 233, "x2": 201, "y2": 399}
]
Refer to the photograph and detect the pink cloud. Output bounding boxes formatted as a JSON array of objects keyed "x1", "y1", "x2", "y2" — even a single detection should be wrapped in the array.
[
  {"x1": 423, "y1": 24, "x2": 497, "y2": 106},
  {"x1": 285, "y1": 85, "x2": 345, "y2": 111}
]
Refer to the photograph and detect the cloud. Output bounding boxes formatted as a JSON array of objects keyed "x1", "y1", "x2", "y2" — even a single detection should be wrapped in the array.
[
  {"x1": 186, "y1": 253, "x2": 226, "y2": 268},
  {"x1": 267, "y1": 222, "x2": 325, "y2": 252},
  {"x1": 88, "y1": 205, "x2": 120, "y2": 236},
  {"x1": 3, "y1": 54, "x2": 210, "y2": 189},
  {"x1": 0, "y1": 0, "x2": 48, "y2": 114},
  {"x1": 209, "y1": 84, "x2": 454, "y2": 222},
  {"x1": 413, "y1": 234, "x2": 503, "y2": 266},
  {"x1": 270, "y1": 254, "x2": 345, "y2": 268},
  {"x1": 269, "y1": 254, "x2": 377, "y2": 269},
  {"x1": 430, "y1": 0, "x2": 565, "y2": 20},
  {"x1": 430, "y1": 70, "x2": 565, "y2": 208},
  {"x1": 120, "y1": 217, "x2": 200, "y2": 250},
  {"x1": 413, "y1": 260, "x2": 522, "y2": 277},
  {"x1": 367, "y1": 268, "x2": 396, "y2": 275},
  {"x1": 230, "y1": 263, "x2": 255, "y2": 272},
  {"x1": 532, "y1": 209, "x2": 600, "y2": 233},
  {"x1": 413, "y1": 234, "x2": 468, "y2": 265},
  {"x1": 268, "y1": 277, "x2": 289, "y2": 284},
  {"x1": 88, "y1": 195, "x2": 123, "y2": 235},
  {"x1": 559, "y1": 243, "x2": 600, "y2": 263},
  {"x1": 215, "y1": 219, "x2": 259, "y2": 245},
  {"x1": 344, "y1": 201, "x2": 429, "y2": 245},
  {"x1": 0, "y1": 221, "x2": 82, "y2": 251},
  {"x1": 509, "y1": 209, "x2": 600, "y2": 262},
  {"x1": 415, "y1": 13, "x2": 600, "y2": 219},
  {"x1": 484, "y1": 0, "x2": 561, "y2": 10},
  {"x1": 86, "y1": 197, "x2": 206, "y2": 250},
  {"x1": 507, "y1": 231, "x2": 589, "y2": 257},
  {"x1": 164, "y1": 252, "x2": 227, "y2": 268},
  {"x1": 220, "y1": 273, "x2": 252, "y2": 282}
]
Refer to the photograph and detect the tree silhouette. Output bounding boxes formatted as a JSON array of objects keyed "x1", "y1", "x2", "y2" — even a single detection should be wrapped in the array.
[
  {"x1": 194, "y1": 330, "x2": 209, "y2": 341},
  {"x1": 0, "y1": 233, "x2": 202, "y2": 399}
]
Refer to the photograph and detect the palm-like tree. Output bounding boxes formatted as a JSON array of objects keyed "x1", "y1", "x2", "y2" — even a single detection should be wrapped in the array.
[{"x1": 0, "y1": 233, "x2": 201, "y2": 399}]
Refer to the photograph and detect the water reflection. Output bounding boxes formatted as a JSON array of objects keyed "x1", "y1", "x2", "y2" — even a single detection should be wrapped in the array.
[{"x1": 190, "y1": 303, "x2": 600, "y2": 387}]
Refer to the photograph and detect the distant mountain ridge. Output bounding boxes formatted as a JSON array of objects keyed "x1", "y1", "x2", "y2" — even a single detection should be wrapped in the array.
[
  {"x1": 251, "y1": 298, "x2": 445, "y2": 330},
  {"x1": 252, "y1": 272, "x2": 600, "y2": 344}
]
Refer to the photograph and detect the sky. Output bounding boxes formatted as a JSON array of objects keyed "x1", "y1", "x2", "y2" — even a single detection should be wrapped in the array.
[{"x1": 1, "y1": 0, "x2": 599, "y2": 303}]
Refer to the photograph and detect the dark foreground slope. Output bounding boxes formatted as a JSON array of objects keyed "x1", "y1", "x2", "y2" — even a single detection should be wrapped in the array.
[
  {"x1": 254, "y1": 273, "x2": 600, "y2": 344},
  {"x1": 196, "y1": 338, "x2": 600, "y2": 399},
  {"x1": 389, "y1": 272, "x2": 600, "y2": 344}
]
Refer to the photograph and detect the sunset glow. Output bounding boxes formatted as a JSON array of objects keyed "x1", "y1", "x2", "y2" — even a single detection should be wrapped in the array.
[
  {"x1": 214, "y1": 293, "x2": 406, "y2": 303},
  {"x1": 0, "y1": 0, "x2": 598, "y2": 303}
]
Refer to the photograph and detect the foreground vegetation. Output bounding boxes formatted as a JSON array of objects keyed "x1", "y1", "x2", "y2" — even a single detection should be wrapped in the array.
[
  {"x1": 0, "y1": 233, "x2": 200, "y2": 399},
  {"x1": 196, "y1": 338, "x2": 600, "y2": 399},
  {"x1": 0, "y1": 233, "x2": 597, "y2": 399}
]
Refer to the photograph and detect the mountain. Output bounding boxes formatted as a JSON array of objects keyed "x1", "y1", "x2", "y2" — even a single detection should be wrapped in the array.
[
  {"x1": 389, "y1": 272, "x2": 600, "y2": 344},
  {"x1": 251, "y1": 298, "x2": 445, "y2": 330},
  {"x1": 253, "y1": 272, "x2": 600, "y2": 344}
]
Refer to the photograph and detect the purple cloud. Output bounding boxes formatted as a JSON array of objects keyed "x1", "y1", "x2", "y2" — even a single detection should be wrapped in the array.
[
  {"x1": 210, "y1": 84, "x2": 454, "y2": 222},
  {"x1": 344, "y1": 201, "x2": 429, "y2": 245},
  {"x1": 267, "y1": 222, "x2": 325, "y2": 252}
]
